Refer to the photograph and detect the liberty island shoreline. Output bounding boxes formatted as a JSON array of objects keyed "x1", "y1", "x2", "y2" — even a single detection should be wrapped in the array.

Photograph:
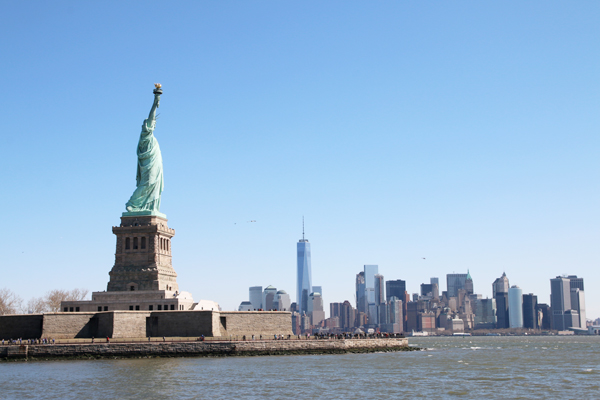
[{"x1": 0, "y1": 337, "x2": 414, "y2": 361}]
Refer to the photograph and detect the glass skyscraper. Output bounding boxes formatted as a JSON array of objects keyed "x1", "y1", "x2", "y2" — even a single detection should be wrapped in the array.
[
  {"x1": 363, "y1": 265, "x2": 379, "y2": 325},
  {"x1": 508, "y1": 285, "x2": 523, "y2": 328},
  {"x1": 297, "y1": 232, "x2": 312, "y2": 315}
]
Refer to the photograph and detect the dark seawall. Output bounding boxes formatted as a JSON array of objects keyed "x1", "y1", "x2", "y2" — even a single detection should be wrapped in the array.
[{"x1": 1, "y1": 338, "x2": 415, "y2": 360}]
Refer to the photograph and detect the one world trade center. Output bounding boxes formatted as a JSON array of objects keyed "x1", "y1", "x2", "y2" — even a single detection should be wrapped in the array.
[{"x1": 297, "y1": 221, "x2": 312, "y2": 315}]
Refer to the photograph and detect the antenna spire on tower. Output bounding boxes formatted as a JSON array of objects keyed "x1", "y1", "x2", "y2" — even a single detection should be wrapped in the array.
[{"x1": 302, "y1": 216, "x2": 305, "y2": 240}]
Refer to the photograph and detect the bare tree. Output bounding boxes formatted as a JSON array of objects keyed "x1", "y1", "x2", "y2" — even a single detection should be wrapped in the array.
[
  {"x1": 66, "y1": 288, "x2": 89, "y2": 302},
  {"x1": 0, "y1": 288, "x2": 24, "y2": 315},
  {"x1": 44, "y1": 288, "x2": 89, "y2": 312},
  {"x1": 26, "y1": 296, "x2": 48, "y2": 314}
]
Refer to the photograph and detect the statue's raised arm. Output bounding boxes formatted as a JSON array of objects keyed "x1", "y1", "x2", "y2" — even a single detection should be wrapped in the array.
[
  {"x1": 148, "y1": 83, "x2": 162, "y2": 121},
  {"x1": 124, "y1": 84, "x2": 166, "y2": 217}
]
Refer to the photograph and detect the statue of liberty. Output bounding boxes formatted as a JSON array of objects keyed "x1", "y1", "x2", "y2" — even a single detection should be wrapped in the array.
[{"x1": 125, "y1": 84, "x2": 165, "y2": 216}]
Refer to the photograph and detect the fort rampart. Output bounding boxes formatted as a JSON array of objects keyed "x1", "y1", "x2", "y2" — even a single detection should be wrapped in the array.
[
  {"x1": 0, "y1": 310, "x2": 293, "y2": 340},
  {"x1": 0, "y1": 338, "x2": 411, "y2": 360}
]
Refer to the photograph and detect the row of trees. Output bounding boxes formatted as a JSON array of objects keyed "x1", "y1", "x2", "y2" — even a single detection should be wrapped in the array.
[{"x1": 0, "y1": 288, "x2": 88, "y2": 315}]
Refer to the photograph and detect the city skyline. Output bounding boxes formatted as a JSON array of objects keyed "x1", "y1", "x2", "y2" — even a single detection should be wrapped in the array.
[{"x1": 2, "y1": 2, "x2": 598, "y2": 319}]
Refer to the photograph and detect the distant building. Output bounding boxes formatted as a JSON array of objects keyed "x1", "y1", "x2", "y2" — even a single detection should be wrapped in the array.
[
  {"x1": 522, "y1": 294, "x2": 538, "y2": 330},
  {"x1": 386, "y1": 280, "x2": 406, "y2": 302},
  {"x1": 297, "y1": 226, "x2": 312, "y2": 315},
  {"x1": 550, "y1": 276, "x2": 583, "y2": 331},
  {"x1": 386, "y1": 279, "x2": 407, "y2": 330},
  {"x1": 263, "y1": 285, "x2": 277, "y2": 310},
  {"x1": 418, "y1": 312, "x2": 436, "y2": 333},
  {"x1": 406, "y1": 301, "x2": 418, "y2": 332},
  {"x1": 420, "y1": 284, "x2": 433, "y2": 298},
  {"x1": 570, "y1": 288, "x2": 586, "y2": 329},
  {"x1": 564, "y1": 309, "x2": 580, "y2": 329},
  {"x1": 387, "y1": 297, "x2": 403, "y2": 330},
  {"x1": 340, "y1": 300, "x2": 356, "y2": 330},
  {"x1": 464, "y1": 270, "x2": 474, "y2": 295},
  {"x1": 238, "y1": 301, "x2": 253, "y2": 311},
  {"x1": 312, "y1": 286, "x2": 322, "y2": 297},
  {"x1": 249, "y1": 286, "x2": 263, "y2": 310},
  {"x1": 474, "y1": 298, "x2": 496, "y2": 329},
  {"x1": 374, "y1": 274, "x2": 385, "y2": 305},
  {"x1": 291, "y1": 311, "x2": 301, "y2": 335},
  {"x1": 330, "y1": 302, "x2": 342, "y2": 320},
  {"x1": 508, "y1": 286, "x2": 523, "y2": 328},
  {"x1": 356, "y1": 272, "x2": 366, "y2": 315},
  {"x1": 568, "y1": 276, "x2": 584, "y2": 291},
  {"x1": 364, "y1": 265, "x2": 379, "y2": 325},
  {"x1": 309, "y1": 292, "x2": 325, "y2": 327},
  {"x1": 446, "y1": 273, "x2": 468, "y2": 298},
  {"x1": 493, "y1": 273, "x2": 510, "y2": 329},
  {"x1": 451, "y1": 318, "x2": 464, "y2": 333},
  {"x1": 276, "y1": 290, "x2": 291, "y2": 311},
  {"x1": 493, "y1": 272, "x2": 510, "y2": 297}
]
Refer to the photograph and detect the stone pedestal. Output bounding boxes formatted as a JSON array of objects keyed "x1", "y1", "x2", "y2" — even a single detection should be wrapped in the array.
[{"x1": 108, "y1": 215, "x2": 178, "y2": 292}]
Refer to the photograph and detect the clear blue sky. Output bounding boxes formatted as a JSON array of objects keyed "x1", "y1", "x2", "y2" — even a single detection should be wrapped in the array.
[{"x1": 2, "y1": 2, "x2": 599, "y2": 319}]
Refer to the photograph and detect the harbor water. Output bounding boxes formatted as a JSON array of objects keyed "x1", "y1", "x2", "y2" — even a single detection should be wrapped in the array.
[{"x1": 1, "y1": 336, "x2": 598, "y2": 399}]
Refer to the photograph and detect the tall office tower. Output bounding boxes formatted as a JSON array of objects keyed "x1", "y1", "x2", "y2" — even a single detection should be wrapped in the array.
[
  {"x1": 495, "y1": 293, "x2": 509, "y2": 329},
  {"x1": 291, "y1": 312, "x2": 301, "y2": 335},
  {"x1": 550, "y1": 276, "x2": 572, "y2": 331},
  {"x1": 446, "y1": 273, "x2": 468, "y2": 298},
  {"x1": 432, "y1": 283, "x2": 440, "y2": 300},
  {"x1": 356, "y1": 272, "x2": 366, "y2": 314},
  {"x1": 474, "y1": 298, "x2": 497, "y2": 328},
  {"x1": 386, "y1": 280, "x2": 406, "y2": 301},
  {"x1": 378, "y1": 302, "x2": 388, "y2": 325},
  {"x1": 564, "y1": 309, "x2": 580, "y2": 328},
  {"x1": 341, "y1": 300, "x2": 356, "y2": 330},
  {"x1": 309, "y1": 293, "x2": 325, "y2": 327},
  {"x1": 374, "y1": 274, "x2": 385, "y2": 304},
  {"x1": 296, "y1": 224, "x2": 312, "y2": 315},
  {"x1": 493, "y1": 272, "x2": 510, "y2": 328},
  {"x1": 568, "y1": 275, "x2": 586, "y2": 328},
  {"x1": 464, "y1": 270, "x2": 474, "y2": 295},
  {"x1": 276, "y1": 290, "x2": 291, "y2": 311},
  {"x1": 388, "y1": 297, "x2": 403, "y2": 330},
  {"x1": 312, "y1": 286, "x2": 322, "y2": 297},
  {"x1": 568, "y1": 275, "x2": 584, "y2": 291},
  {"x1": 249, "y1": 286, "x2": 263, "y2": 310},
  {"x1": 363, "y1": 265, "x2": 379, "y2": 325},
  {"x1": 330, "y1": 302, "x2": 343, "y2": 320},
  {"x1": 430, "y1": 277, "x2": 439, "y2": 286},
  {"x1": 493, "y1": 272, "x2": 510, "y2": 298},
  {"x1": 420, "y1": 283, "x2": 434, "y2": 297},
  {"x1": 263, "y1": 285, "x2": 277, "y2": 310},
  {"x1": 508, "y1": 286, "x2": 523, "y2": 328},
  {"x1": 522, "y1": 293, "x2": 538, "y2": 329},
  {"x1": 570, "y1": 288, "x2": 586, "y2": 328},
  {"x1": 406, "y1": 302, "x2": 418, "y2": 332},
  {"x1": 385, "y1": 279, "x2": 407, "y2": 330},
  {"x1": 364, "y1": 265, "x2": 378, "y2": 304}
]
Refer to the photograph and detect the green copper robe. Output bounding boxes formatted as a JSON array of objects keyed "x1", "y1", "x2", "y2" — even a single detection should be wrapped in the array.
[{"x1": 126, "y1": 116, "x2": 164, "y2": 212}]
